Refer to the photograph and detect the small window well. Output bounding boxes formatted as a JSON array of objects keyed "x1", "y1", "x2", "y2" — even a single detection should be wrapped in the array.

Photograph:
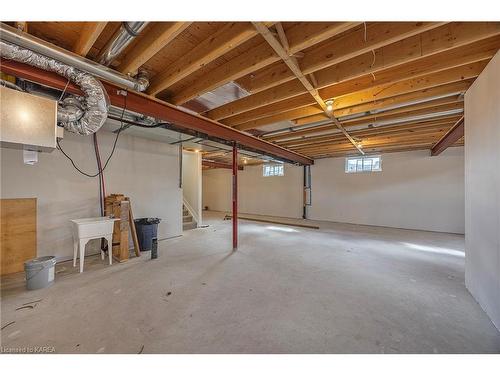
[
  {"x1": 345, "y1": 155, "x2": 382, "y2": 173},
  {"x1": 263, "y1": 163, "x2": 284, "y2": 177}
]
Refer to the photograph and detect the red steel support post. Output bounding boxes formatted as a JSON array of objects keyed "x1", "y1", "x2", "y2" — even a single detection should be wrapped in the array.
[{"x1": 232, "y1": 143, "x2": 238, "y2": 250}]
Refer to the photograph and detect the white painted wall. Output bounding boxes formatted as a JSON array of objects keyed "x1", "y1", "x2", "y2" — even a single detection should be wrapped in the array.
[
  {"x1": 203, "y1": 149, "x2": 465, "y2": 233},
  {"x1": 182, "y1": 150, "x2": 202, "y2": 225},
  {"x1": 309, "y1": 148, "x2": 465, "y2": 234},
  {"x1": 0, "y1": 129, "x2": 182, "y2": 261},
  {"x1": 464, "y1": 51, "x2": 500, "y2": 331},
  {"x1": 203, "y1": 163, "x2": 303, "y2": 218}
]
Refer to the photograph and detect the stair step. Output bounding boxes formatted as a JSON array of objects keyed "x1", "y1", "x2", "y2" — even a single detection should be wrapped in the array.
[
  {"x1": 183, "y1": 215, "x2": 193, "y2": 223},
  {"x1": 183, "y1": 221, "x2": 197, "y2": 230}
]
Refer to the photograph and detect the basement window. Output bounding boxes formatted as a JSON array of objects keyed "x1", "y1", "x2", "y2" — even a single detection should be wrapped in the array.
[
  {"x1": 263, "y1": 164, "x2": 284, "y2": 177},
  {"x1": 345, "y1": 155, "x2": 382, "y2": 173}
]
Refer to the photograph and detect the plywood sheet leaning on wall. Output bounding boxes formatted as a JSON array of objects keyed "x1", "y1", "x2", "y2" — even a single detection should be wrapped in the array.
[{"x1": 0, "y1": 198, "x2": 37, "y2": 275}]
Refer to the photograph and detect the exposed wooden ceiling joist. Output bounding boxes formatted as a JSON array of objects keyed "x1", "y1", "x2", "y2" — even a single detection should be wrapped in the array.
[
  {"x1": 206, "y1": 22, "x2": 446, "y2": 121},
  {"x1": 291, "y1": 80, "x2": 473, "y2": 127},
  {"x1": 1, "y1": 58, "x2": 313, "y2": 165},
  {"x1": 297, "y1": 131, "x2": 454, "y2": 155},
  {"x1": 234, "y1": 22, "x2": 500, "y2": 97},
  {"x1": 233, "y1": 57, "x2": 483, "y2": 133},
  {"x1": 118, "y1": 22, "x2": 191, "y2": 75},
  {"x1": 218, "y1": 33, "x2": 500, "y2": 127},
  {"x1": 73, "y1": 22, "x2": 108, "y2": 56},
  {"x1": 264, "y1": 108, "x2": 466, "y2": 142},
  {"x1": 4, "y1": 21, "x2": 497, "y2": 158},
  {"x1": 169, "y1": 22, "x2": 359, "y2": 105},
  {"x1": 278, "y1": 119, "x2": 459, "y2": 149},
  {"x1": 202, "y1": 160, "x2": 244, "y2": 170},
  {"x1": 148, "y1": 22, "x2": 261, "y2": 96},
  {"x1": 252, "y1": 22, "x2": 364, "y2": 154}
]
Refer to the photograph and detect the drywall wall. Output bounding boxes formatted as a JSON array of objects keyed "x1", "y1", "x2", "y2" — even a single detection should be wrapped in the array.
[
  {"x1": 203, "y1": 149, "x2": 465, "y2": 233},
  {"x1": 464, "y1": 51, "x2": 500, "y2": 331},
  {"x1": 203, "y1": 163, "x2": 303, "y2": 218},
  {"x1": 309, "y1": 148, "x2": 465, "y2": 233},
  {"x1": 182, "y1": 150, "x2": 202, "y2": 225},
  {"x1": 0, "y1": 129, "x2": 182, "y2": 261}
]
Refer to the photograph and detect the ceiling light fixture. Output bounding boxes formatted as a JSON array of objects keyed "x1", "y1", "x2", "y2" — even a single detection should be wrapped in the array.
[{"x1": 325, "y1": 100, "x2": 334, "y2": 112}]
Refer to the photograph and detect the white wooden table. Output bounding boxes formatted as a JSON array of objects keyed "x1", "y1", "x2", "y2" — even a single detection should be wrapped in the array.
[{"x1": 70, "y1": 217, "x2": 118, "y2": 273}]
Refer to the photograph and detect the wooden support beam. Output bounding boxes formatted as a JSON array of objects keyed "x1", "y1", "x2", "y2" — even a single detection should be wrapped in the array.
[
  {"x1": 235, "y1": 22, "x2": 499, "y2": 97},
  {"x1": 284, "y1": 120, "x2": 459, "y2": 150},
  {"x1": 252, "y1": 22, "x2": 364, "y2": 155},
  {"x1": 241, "y1": 59, "x2": 481, "y2": 138},
  {"x1": 73, "y1": 22, "x2": 108, "y2": 56},
  {"x1": 431, "y1": 116, "x2": 465, "y2": 156},
  {"x1": 279, "y1": 119, "x2": 459, "y2": 149},
  {"x1": 119, "y1": 22, "x2": 191, "y2": 75},
  {"x1": 266, "y1": 111, "x2": 463, "y2": 142},
  {"x1": 260, "y1": 60, "x2": 481, "y2": 139},
  {"x1": 169, "y1": 22, "x2": 359, "y2": 105},
  {"x1": 208, "y1": 25, "x2": 499, "y2": 122},
  {"x1": 14, "y1": 22, "x2": 28, "y2": 32},
  {"x1": 0, "y1": 58, "x2": 313, "y2": 165},
  {"x1": 202, "y1": 160, "x2": 244, "y2": 170},
  {"x1": 297, "y1": 132, "x2": 451, "y2": 155},
  {"x1": 148, "y1": 22, "x2": 260, "y2": 96},
  {"x1": 291, "y1": 80, "x2": 473, "y2": 127}
]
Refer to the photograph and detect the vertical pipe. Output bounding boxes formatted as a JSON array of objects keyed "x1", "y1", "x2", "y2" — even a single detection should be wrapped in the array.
[
  {"x1": 179, "y1": 144, "x2": 183, "y2": 189},
  {"x1": 303, "y1": 165, "x2": 307, "y2": 219},
  {"x1": 232, "y1": 143, "x2": 238, "y2": 250}
]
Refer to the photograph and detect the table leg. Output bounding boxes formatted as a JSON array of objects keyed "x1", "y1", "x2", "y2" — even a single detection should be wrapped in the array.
[
  {"x1": 79, "y1": 239, "x2": 87, "y2": 273},
  {"x1": 106, "y1": 235, "x2": 113, "y2": 265},
  {"x1": 73, "y1": 238, "x2": 78, "y2": 267}
]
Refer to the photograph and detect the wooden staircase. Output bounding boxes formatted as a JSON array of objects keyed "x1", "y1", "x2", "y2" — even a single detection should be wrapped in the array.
[{"x1": 183, "y1": 204, "x2": 197, "y2": 230}]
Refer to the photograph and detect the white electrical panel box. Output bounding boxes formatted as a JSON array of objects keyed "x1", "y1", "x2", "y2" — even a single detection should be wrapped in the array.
[{"x1": 0, "y1": 85, "x2": 58, "y2": 152}]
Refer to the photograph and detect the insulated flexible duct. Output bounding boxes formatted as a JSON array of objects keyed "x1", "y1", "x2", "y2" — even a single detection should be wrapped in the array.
[{"x1": 0, "y1": 41, "x2": 109, "y2": 135}]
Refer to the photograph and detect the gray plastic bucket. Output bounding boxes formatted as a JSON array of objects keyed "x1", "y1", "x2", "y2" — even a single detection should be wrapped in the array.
[{"x1": 24, "y1": 256, "x2": 56, "y2": 290}]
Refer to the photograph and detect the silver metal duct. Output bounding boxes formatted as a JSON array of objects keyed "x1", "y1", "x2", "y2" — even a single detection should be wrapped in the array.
[
  {"x1": 0, "y1": 22, "x2": 148, "y2": 92},
  {"x1": 1, "y1": 41, "x2": 109, "y2": 135},
  {"x1": 98, "y1": 22, "x2": 149, "y2": 66}
]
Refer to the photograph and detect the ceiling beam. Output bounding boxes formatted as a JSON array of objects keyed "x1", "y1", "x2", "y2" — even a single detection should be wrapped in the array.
[
  {"x1": 237, "y1": 59, "x2": 483, "y2": 136},
  {"x1": 147, "y1": 22, "x2": 261, "y2": 96},
  {"x1": 206, "y1": 22, "x2": 446, "y2": 120},
  {"x1": 170, "y1": 22, "x2": 359, "y2": 105},
  {"x1": 431, "y1": 116, "x2": 465, "y2": 156},
  {"x1": 202, "y1": 160, "x2": 244, "y2": 170},
  {"x1": 314, "y1": 143, "x2": 464, "y2": 159},
  {"x1": 73, "y1": 22, "x2": 108, "y2": 56},
  {"x1": 291, "y1": 80, "x2": 473, "y2": 127},
  {"x1": 119, "y1": 22, "x2": 191, "y2": 76},
  {"x1": 234, "y1": 22, "x2": 499, "y2": 97},
  {"x1": 252, "y1": 22, "x2": 364, "y2": 154},
  {"x1": 285, "y1": 121, "x2": 459, "y2": 150},
  {"x1": 265, "y1": 110, "x2": 463, "y2": 142},
  {"x1": 0, "y1": 58, "x2": 313, "y2": 166},
  {"x1": 297, "y1": 132, "x2": 451, "y2": 155},
  {"x1": 14, "y1": 22, "x2": 28, "y2": 32},
  {"x1": 235, "y1": 98, "x2": 463, "y2": 132},
  {"x1": 279, "y1": 119, "x2": 458, "y2": 149},
  {"x1": 212, "y1": 32, "x2": 499, "y2": 124}
]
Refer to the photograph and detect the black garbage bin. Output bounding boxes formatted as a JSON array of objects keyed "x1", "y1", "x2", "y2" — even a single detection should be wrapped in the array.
[{"x1": 134, "y1": 218, "x2": 161, "y2": 253}]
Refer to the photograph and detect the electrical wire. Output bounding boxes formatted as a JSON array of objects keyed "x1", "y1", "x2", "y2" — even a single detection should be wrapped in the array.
[
  {"x1": 93, "y1": 133, "x2": 105, "y2": 215},
  {"x1": 57, "y1": 92, "x2": 128, "y2": 178}
]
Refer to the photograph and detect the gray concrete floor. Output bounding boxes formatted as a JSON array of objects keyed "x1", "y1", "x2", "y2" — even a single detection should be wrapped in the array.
[{"x1": 1, "y1": 211, "x2": 499, "y2": 353}]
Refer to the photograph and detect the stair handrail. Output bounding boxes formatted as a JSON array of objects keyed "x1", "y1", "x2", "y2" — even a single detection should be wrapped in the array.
[{"x1": 182, "y1": 197, "x2": 201, "y2": 228}]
